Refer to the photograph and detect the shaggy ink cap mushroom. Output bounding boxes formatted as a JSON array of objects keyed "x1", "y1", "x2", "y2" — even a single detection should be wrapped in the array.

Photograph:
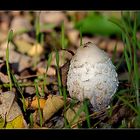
[{"x1": 67, "y1": 42, "x2": 119, "y2": 111}]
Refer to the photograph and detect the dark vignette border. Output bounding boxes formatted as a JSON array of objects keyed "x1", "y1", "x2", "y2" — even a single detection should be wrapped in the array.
[
  {"x1": 0, "y1": 129, "x2": 139, "y2": 140},
  {"x1": 0, "y1": 0, "x2": 139, "y2": 10},
  {"x1": 0, "y1": 1, "x2": 140, "y2": 140}
]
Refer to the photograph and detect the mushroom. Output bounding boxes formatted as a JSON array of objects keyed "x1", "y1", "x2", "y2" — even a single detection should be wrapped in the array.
[{"x1": 67, "y1": 42, "x2": 119, "y2": 111}]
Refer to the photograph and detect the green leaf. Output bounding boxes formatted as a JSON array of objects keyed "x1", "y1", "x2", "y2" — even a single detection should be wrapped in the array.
[{"x1": 75, "y1": 13, "x2": 122, "y2": 36}]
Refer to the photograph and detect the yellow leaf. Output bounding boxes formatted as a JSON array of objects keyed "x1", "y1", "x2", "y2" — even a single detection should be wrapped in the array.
[
  {"x1": 27, "y1": 43, "x2": 44, "y2": 57},
  {"x1": 6, "y1": 115, "x2": 27, "y2": 128},
  {"x1": 14, "y1": 39, "x2": 33, "y2": 54}
]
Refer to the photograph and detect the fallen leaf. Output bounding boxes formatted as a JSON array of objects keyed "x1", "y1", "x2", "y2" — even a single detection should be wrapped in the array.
[
  {"x1": 0, "y1": 32, "x2": 7, "y2": 43},
  {"x1": 18, "y1": 55, "x2": 32, "y2": 72},
  {"x1": 30, "y1": 97, "x2": 46, "y2": 110},
  {"x1": 2, "y1": 48, "x2": 31, "y2": 72},
  {"x1": 51, "y1": 50, "x2": 72, "y2": 67},
  {"x1": 25, "y1": 86, "x2": 36, "y2": 95},
  {"x1": 65, "y1": 103, "x2": 85, "y2": 127},
  {"x1": 0, "y1": 91, "x2": 27, "y2": 128},
  {"x1": 0, "y1": 41, "x2": 15, "y2": 50},
  {"x1": 0, "y1": 42, "x2": 15, "y2": 58},
  {"x1": 6, "y1": 101, "x2": 22, "y2": 122},
  {"x1": 36, "y1": 61, "x2": 56, "y2": 76},
  {"x1": 40, "y1": 11, "x2": 67, "y2": 26},
  {"x1": 60, "y1": 61, "x2": 70, "y2": 87},
  {"x1": 10, "y1": 16, "x2": 32, "y2": 33},
  {"x1": 0, "y1": 72, "x2": 9, "y2": 83},
  {"x1": 54, "y1": 116, "x2": 64, "y2": 128},
  {"x1": 0, "y1": 91, "x2": 15, "y2": 120},
  {"x1": 0, "y1": 116, "x2": 5, "y2": 128},
  {"x1": 27, "y1": 43, "x2": 44, "y2": 57},
  {"x1": 43, "y1": 95, "x2": 64, "y2": 122},
  {"x1": 107, "y1": 40, "x2": 124, "y2": 53},
  {"x1": 14, "y1": 38, "x2": 33, "y2": 54},
  {"x1": 6, "y1": 115, "x2": 27, "y2": 128},
  {"x1": 67, "y1": 29, "x2": 79, "y2": 46}
]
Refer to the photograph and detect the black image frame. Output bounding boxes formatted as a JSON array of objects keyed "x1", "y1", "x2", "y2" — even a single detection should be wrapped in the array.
[{"x1": 0, "y1": 0, "x2": 140, "y2": 140}]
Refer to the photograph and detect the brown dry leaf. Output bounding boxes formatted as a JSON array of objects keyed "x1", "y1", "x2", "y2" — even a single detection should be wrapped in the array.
[
  {"x1": 107, "y1": 40, "x2": 124, "y2": 53},
  {"x1": 0, "y1": 42, "x2": 15, "y2": 58},
  {"x1": 40, "y1": 11, "x2": 67, "y2": 26},
  {"x1": 51, "y1": 50, "x2": 72, "y2": 67},
  {"x1": 0, "y1": 41, "x2": 15, "y2": 50},
  {"x1": 67, "y1": 29, "x2": 79, "y2": 46},
  {"x1": 109, "y1": 106, "x2": 132, "y2": 125},
  {"x1": 0, "y1": 32, "x2": 7, "y2": 43},
  {"x1": 30, "y1": 97, "x2": 46, "y2": 110},
  {"x1": 0, "y1": 72, "x2": 9, "y2": 83},
  {"x1": 0, "y1": 91, "x2": 15, "y2": 120},
  {"x1": 65, "y1": 103, "x2": 85, "y2": 127},
  {"x1": 6, "y1": 101, "x2": 23, "y2": 122},
  {"x1": 18, "y1": 55, "x2": 32, "y2": 72},
  {"x1": 41, "y1": 67, "x2": 56, "y2": 76},
  {"x1": 101, "y1": 11, "x2": 122, "y2": 19},
  {"x1": 2, "y1": 50, "x2": 31, "y2": 72},
  {"x1": 37, "y1": 61, "x2": 56, "y2": 76},
  {"x1": 54, "y1": 117, "x2": 64, "y2": 128},
  {"x1": 10, "y1": 16, "x2": 32, "y2": 33},
  {"x1": 0, "y1": 91, "x2": 26, "y2": 128},
  {"x1": 27, "y1": 43, "x2": 44, "y2": 57},
  {"x1": 17, "y1": 33, "x2": 35, "y2": 44},
  {"x1": 25, "y1": 86, "x2": 36, "y2": 95},
  {"x1": 43, "y1": 95, "x2": 64, "y2": 122},
  {"x1": 60, "y1": 61, "x2": 70, "y2": 87}
]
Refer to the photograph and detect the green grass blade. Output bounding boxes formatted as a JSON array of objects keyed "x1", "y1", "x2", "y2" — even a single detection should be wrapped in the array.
[
  {"x1": 34, "y1": 81, "x2": 43, "y2": 127},
  {"x1": 80, "y1": 26, "x2": 83, "y2": 46},
  {"x1": 70, "y1": 103, "x2": 85, "y2": 127},
  {"x1": 62, "y1": 87, "x2": 70, "y2": 128},
  {"x1": 43, "y1": 52, "x2": 52, "y2": 87},
  {"x1": 11, "y1": 71, "x2": 26, "y2": 112},
  {"x1": 6, "y1": 30, "x2": 14, "y2": 91},
  {"x1": 116, "y1": 53, "x2": 124, "y2": 71},
  {"x1": 124, "y1": 48, "x2": 131, "y2": 74},
  {"x1": 35, "y1": 12, "x2": 41, "y2": 43},
  {"x1": 29, "y1": 113, "x2": 34, "y2": 128},
  {"x1": 111, "y1": 42, "x2": 117, "y2": 64},
  {"x1": 83, "y1": 100, "x2": 91, "y2": 128},
  {"x1": 116, "y1": 94, "x2": 139, "y2": 114},
  {"x1": 61, "y1": 21, "x2": 65, "y2": 50},
  {"x1": 55, "y1": 50, "x2": 62, "y2": 96}
]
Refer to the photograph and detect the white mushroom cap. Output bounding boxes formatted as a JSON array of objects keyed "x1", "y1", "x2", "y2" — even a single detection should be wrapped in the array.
[{"x1": 67, "y1": 42, "x2": 119, "y2": 111}]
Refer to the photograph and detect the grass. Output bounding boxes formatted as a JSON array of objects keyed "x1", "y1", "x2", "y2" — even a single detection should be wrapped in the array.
[
  {"x1": 109, "y1": 11, "x2": 140, "y2": 127},
  {"x1": 34, "y1": 11, "x2": 43, "y2": 68},
  {"x1": 6, "y1": 29, "x2": 13, "y2": 91},
  {"x1": 111, "y1": 42, "x2": 117, "y2": 64},
  {"x1": 11, "y1": 71, "x2": 26, "y2": 112},
  {"x1": 34, "y1": 81, "x2": 43, "y2": 127},
  {"x1": 55, "y1": 50, "x2": 63, "y2": 96},
  {"x1": 80, "y1": 26, "x2": 83, "y2": 46}
]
